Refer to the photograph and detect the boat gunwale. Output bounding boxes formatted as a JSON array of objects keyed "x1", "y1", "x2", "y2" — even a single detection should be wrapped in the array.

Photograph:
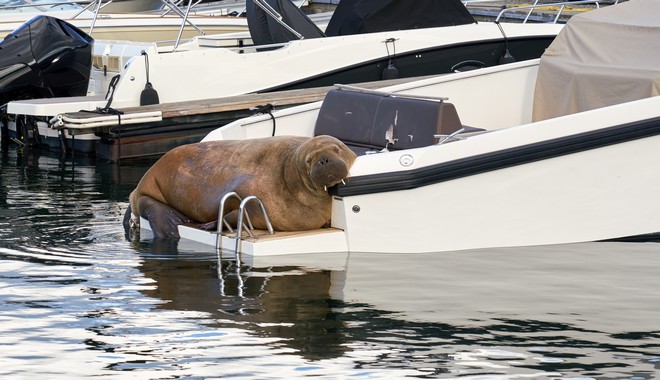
[{"x1": 331, "y1": 114, "x2": 660, "y2": 197}]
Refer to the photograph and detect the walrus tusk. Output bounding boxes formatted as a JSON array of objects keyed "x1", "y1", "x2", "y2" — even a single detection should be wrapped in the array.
[
  {"x1": 324, "y1": 186, "x2": 327, "y2": 191},
  {"x1": 341, "y1": 179, "x2": 346, "y2": 185}
]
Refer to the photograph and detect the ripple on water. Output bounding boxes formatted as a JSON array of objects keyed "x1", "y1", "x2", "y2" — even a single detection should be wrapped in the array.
[{"x1": 2, "y1": 149, "x2": 660, "y2": 378}]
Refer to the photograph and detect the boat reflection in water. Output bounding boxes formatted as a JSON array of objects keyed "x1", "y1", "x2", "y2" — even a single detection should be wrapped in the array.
[
  {"x1": 0, "y1": 148, "x2": 658, "y2": 378},
  {"x1": 136, "y1": 238, "x2": 660, "y2": 377}
]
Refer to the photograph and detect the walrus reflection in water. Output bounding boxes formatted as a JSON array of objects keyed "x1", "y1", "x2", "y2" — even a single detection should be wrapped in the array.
[{"x1": 123, "y1": 135, "x2": 357, "y2": 239}]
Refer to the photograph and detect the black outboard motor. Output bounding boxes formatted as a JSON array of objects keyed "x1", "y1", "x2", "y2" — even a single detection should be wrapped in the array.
[{"x1": 0, "y1": 15, "x2": 93, "y2": 107}]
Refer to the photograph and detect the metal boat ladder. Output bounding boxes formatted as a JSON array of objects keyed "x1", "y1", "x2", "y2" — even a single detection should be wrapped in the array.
[{"x1": 215, "y1": 192, "x2": 274, "y2": 261}]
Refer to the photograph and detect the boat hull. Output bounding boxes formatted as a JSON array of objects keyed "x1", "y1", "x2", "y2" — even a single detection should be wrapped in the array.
[
  {"x1": 150, "y1": 60, "x2": 660, "y2": 255},
  {"x1": 130, "y1": 0, "x2": 660, "y2": 255},
  {"x1": 335, "y1": 115, "x2": 660, "y2": 252},
  {"x1": 139, "y1": 97, "x2": 660, "y2": 254},
  {"x1": 144, "y1": 115, "x2": 660, "y2": 255}
]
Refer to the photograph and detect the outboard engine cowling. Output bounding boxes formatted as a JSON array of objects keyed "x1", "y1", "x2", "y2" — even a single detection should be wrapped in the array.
[{"x1": 0, "y1": 15, "x2": 93, "y2": 107}]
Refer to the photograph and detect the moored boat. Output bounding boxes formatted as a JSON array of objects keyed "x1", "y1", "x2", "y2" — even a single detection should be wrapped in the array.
[
  {"x1": 134, "y1": 0, "x2": 660, "y2": 256},
  {"x1": 4, "y1": 0, "x2": 566, "y2": 155},
  {"x1": 0, "y1": 0, "x2": 249, "y2": 42}
]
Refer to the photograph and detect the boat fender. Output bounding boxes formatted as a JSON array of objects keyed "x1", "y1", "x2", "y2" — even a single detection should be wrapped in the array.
[{"x1": 140, "y1": 51, "x2": 160, "y2": 106}]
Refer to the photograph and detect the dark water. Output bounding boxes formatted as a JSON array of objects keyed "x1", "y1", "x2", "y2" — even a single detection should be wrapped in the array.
[{"x1": 1, "y1": 147, "x2": 659, "y2": 379}]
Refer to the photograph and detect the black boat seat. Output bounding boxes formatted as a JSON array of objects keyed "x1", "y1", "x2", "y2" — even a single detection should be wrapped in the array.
[
  {"x1": 246, "y1": 0, "x2": 325, "y2": 45},
  {"x1": 314, "y1": 88, "x2": 480, "y2": 155}
]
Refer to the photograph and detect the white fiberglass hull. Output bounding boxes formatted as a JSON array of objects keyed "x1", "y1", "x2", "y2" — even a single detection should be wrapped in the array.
[
  {"x1": 5, "y1": 21, "x2": 561, "y2": 154},
  {"x1": 0, "y1": 13, "x2": 248, "y2": 43},
  {"x1": 139, "y1": 60, "x2": 660, "y2": 256},
  {"x1": 334, "y1": 104, "x2": 660, "y2": 253},
  {"x1": 7, "y1": 22, "x2": 562, "y2": 117}
]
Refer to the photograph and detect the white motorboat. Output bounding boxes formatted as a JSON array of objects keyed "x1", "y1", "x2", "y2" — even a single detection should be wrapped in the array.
[
  {"x1": 136, "y1": 0, "x2": 660, "y2": 256},
  {"x1": 0, "y1": 0, "x2": 248, "y2": 42},
  {"x1": 4, "y1": 0, "x2": 566, "y2": 153}
]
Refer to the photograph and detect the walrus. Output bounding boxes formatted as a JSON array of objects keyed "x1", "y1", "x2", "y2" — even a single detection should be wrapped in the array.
[{"x1": 123, "y1": 135, "x2": 357, "y2": 240}]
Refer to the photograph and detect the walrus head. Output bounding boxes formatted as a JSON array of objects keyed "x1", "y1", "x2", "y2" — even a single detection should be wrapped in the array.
[{"x1": 300, "y1": 135, "x2": 357, "y2": 191}]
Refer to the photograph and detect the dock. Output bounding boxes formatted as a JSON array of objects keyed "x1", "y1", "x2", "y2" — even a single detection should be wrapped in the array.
[{"x1": 54, "y1": 76, "x2": 433, "y2": 161}]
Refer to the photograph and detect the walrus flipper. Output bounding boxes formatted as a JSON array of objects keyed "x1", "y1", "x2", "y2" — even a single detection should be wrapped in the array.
[
  {"x1": 123, "y1": 205, "x2": 136, "y2": 240},
  {"x1": 137, "y1": 195, "x2": 194, "y2": 240}
]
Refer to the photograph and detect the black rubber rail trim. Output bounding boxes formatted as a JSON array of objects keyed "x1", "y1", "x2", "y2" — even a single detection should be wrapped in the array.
[{"x1": 331, "y1": 115, "x2": 660, "y2": 197}]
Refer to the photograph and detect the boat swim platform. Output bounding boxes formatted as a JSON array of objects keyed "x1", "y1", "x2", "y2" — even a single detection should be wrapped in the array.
[
  {"x1": 53, "y1": 76, "x2": 434, "y2": 161},
  {"x1": 138, "y1": 216, "x2": 349, "y2": 257}
]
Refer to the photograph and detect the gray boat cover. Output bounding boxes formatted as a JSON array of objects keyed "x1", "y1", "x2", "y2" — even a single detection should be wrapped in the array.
[
  {"x1": 247, "y1": 0, "x2": 476, "y2": 45},
  {"x1": 325, "y1": 0, "x2": 476, "y2": 36},
  {"x1": 532, "y1": 0, "x2": 660, "y2": 121}
]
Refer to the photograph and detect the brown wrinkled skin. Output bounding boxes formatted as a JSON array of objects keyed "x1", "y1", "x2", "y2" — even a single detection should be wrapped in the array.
[{"x1": 129, "y1": 135, "x2": 357, "y2": 231}]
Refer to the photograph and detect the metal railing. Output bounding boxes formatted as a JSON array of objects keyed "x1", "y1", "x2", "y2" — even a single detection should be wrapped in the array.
[
  {"x1": 462, "y1": 0, "x2": 618, "y2": 23},
  {"x1": 0, "y1": 0, "x2": 218, "y2": 48},
  {"x1": 215, "y1": 192, "x2": 274, "y2": 262}
]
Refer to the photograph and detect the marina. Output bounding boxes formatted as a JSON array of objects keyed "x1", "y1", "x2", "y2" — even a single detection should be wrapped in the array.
[
  {"x1": 1, "y1": 0, "x2": 659, "y2": 378},
  {"x1": 0, "y1": 146, "x2": 659, "y2": 377},
  {"x1": 2, "y1": 0, "x2": 566, "y2": 157},
  {"x1": 128, "y1": 0, "x2": 660, "y2": 256}
]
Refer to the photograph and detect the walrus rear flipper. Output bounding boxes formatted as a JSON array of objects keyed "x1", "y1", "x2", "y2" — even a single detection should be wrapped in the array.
[
  {"x1": 137, "y1": 195, "x2": 194, "y2": 240},
  {"x1": 123, "y1": 205, "x2": 135, "y2": 240}
]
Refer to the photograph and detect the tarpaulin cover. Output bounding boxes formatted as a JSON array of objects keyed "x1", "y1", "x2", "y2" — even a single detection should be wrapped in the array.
[{"x1": 532, "y1": 0, "x2": 660, "y2": 121}]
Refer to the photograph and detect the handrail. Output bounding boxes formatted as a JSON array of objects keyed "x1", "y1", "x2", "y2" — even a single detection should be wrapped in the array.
[
  {"x1": 0, "y1": 0, "x2": 210, "y2": 45},
  {"x1": 160, "y1": 0, "x2": 204, "y2": 33},
  {"x1": 215, "y1": 192, "x2": 255, "y2": 254},
  {"x1": 216, "y1": 192, "x2": 255, "y2": 236},
  {"x1": 492, "y1": 0, "x2": 618, "y2": 23},
  {"x1": 174, "y1": 0, "x2": 193, "y2": 50},
  {"x1": 234, "y1": 196, "x2": 274, "y2": 261},
  {"x1": 160, "y1": 0, "x2": 184, "y2": 16},
  {"x1": 335, "y1": 84, "x2": 449, "y2": 102},
  {"x1": 88, "y1": 0, "x2": 104, "y2": 35}
]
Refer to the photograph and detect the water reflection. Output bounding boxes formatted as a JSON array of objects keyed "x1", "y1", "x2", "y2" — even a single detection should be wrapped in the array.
[
  {"x1": 330, "y1": 246, "x2": 660, "y2": 378},
  {"x1": 0, "y1": 147, "x2": 659, "y2": 378},
  {"x1": 138, "y1": 258, "x2": 350, "y2": 360},
  {"x1": 0, "y1": 148, "x2": 145, "y2": 257}
]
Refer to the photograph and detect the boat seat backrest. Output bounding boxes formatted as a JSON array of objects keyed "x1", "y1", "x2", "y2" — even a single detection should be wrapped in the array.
[
  {"x1": 246, "y1": 0, "x2": 325, "y2": 45},
  {"x1": 314, "y1": 89, "x2": 465, "y2": 155}
]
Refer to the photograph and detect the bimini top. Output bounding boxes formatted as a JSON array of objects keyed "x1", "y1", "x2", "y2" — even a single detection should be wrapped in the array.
[{"x1": 532, "y1": 0, "x2": 660, "y2": 121}]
